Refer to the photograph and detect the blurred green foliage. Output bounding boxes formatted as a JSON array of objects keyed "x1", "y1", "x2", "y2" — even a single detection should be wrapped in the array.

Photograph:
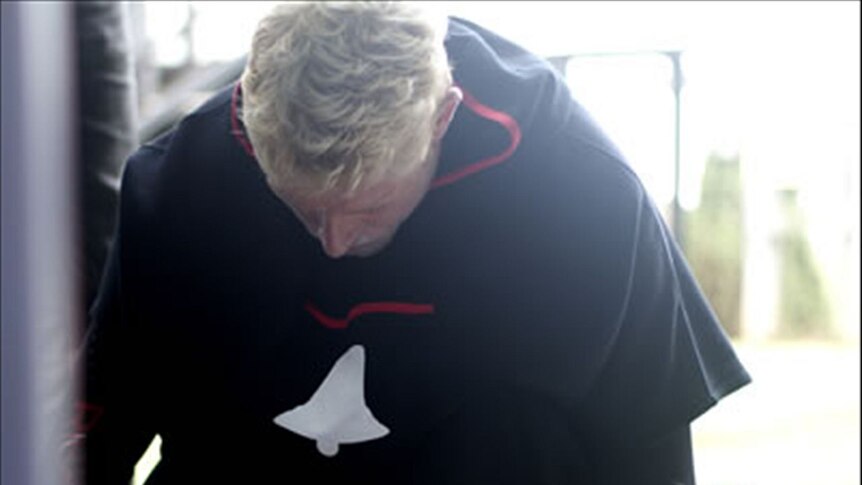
[
  {"x1": 683, "y1": 153, "x2": 743, "y2": 337},
  {"x1": 683, "y1": 153, "x2": 832, "y2": 340},
  {"x1": 774, "y1": 189, "x2": 832, "y2": 339}
]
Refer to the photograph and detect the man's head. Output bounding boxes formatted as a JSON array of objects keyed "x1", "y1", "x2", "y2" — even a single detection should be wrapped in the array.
[{"x1": 241, "y1": 2, "x2": 460, "y2": 258}]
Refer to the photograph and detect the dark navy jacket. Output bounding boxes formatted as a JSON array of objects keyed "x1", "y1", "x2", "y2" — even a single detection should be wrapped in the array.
[{"x1": 83, "y1": 17, "x2": 750, "y2": 484}]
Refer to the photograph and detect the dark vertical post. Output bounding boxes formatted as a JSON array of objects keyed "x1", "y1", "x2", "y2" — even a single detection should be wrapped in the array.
[
  {"x1": 667, "y1": 50, "x2": 685, "y2": 248},
  {"x1": 75, "y1": 1, "x2": 139, "y2": 317}
]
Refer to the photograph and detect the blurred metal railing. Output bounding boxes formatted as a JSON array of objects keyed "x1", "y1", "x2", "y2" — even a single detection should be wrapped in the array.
[{"x1": 552, "y1": 50, "x2": 685, "y2": 245}]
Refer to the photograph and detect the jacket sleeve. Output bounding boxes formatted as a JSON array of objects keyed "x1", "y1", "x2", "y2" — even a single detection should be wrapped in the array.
[
  {"x1": 81, "y1": 162, "x2": 157, "y2": 485},
  {"x1": 575, "y1": 192, "x2": 751, "y2": 484}
]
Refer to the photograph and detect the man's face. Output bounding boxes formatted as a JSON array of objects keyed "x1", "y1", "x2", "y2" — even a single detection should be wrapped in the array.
[
  {"x1": 274, "y1": 147, "x2": 440, "y2": 259},
  {"x1": 271, "y1": 87, "x2": 461, "y2": 258}
]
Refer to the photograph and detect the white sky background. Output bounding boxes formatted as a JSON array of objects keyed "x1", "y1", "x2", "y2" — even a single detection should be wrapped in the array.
[{"x1": 438, "y1": 1, "x2": 861, "y2": 212}]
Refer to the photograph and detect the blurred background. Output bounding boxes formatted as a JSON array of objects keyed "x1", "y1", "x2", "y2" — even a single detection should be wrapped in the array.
[{"x1": 2, "y1": 2, "x2": 859, "y2": 484}]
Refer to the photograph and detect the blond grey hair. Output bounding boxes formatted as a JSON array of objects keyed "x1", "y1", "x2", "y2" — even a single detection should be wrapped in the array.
[{"x1": 240, "y1": 1, "x2": 452, "y2": 194}]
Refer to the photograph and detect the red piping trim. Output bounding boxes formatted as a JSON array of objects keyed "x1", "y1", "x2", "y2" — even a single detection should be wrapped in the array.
[
  {"x1": 77, "y1": 402, "x2": 105, "y2": 433},
  {"x1": 230, "y1": 83, "x2": 523, "y2": 187},
  {"x1": 431, "y1": 87, "x2": 522, "y2": 189},
  {"x1": 231, "y1": 82, "x2": 257, "y2": 158},
  {"x1": 305, "y1": 301, "x2": 435, "y2": 330}
]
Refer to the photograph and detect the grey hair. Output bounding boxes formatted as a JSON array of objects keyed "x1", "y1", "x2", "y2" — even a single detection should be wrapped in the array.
[{"x1": 240, "y1": 1, "x2": 452, "y2": 194}]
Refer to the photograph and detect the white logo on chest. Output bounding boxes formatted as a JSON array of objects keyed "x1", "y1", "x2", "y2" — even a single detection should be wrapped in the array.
[{"x1": 273, "y1": 345, "x2": 389, "y2": 457}]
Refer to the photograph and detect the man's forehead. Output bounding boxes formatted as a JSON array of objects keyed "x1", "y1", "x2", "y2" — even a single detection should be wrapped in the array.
[{"x1": 278, "y1": 173, "x2": 398, "y2": 211}]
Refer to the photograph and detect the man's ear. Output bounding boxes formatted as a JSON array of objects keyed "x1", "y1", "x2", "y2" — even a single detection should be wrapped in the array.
[{"x1": 432, "y1": 86, "x2": 463, "y2": 141}]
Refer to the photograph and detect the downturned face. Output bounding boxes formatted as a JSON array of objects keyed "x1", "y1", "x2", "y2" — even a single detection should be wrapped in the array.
[
  {"x1": 274, "y1": 146, "x2": 441, "y2": 259},
  {"x1": 269, "y1": 86, "x2": 462, "y2": 259}
]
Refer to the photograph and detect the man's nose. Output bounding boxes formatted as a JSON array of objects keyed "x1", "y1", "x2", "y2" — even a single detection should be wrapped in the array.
[{"x1": 318, "y1": 215, "x2": 358, "y2": 259}]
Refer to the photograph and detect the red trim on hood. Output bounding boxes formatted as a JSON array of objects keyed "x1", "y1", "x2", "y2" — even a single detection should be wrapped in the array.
[
  {"x1": 431, "y1": 87, "x2": 522, "y2": 189},
  {"x1": 231, "y1": 82, "x2": 257, "y2": 158},
  {"x1": 230, "y1": 82, "x2": 523, "y2": 188},
  {"x1": 77, "y1": 401, "x2": 105, "y2": 433},
  {"x1": 305, "y1": 301, "x2": 435, "y2": 330}
]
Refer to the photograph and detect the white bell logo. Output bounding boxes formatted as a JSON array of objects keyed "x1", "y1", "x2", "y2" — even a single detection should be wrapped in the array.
[{"x1": 273, "y1": 345, "x2": 390, "y2": 457}]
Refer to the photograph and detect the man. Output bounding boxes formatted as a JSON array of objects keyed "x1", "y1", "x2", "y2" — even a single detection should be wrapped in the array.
[{"x1": 83, "y1": 3, "x2": 750, "y2": 484}]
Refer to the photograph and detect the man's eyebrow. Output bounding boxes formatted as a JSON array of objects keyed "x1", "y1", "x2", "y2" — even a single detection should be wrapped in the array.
[
  {"x1": 345, "y1": 185, "x2": 397, "y2": 214},
  {"x1": 345, "y1": 202, "x2": 388, "y2": 215}
]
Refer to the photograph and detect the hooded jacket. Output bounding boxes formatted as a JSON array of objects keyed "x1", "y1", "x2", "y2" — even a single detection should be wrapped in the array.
[{"x1": 83, "y1": 17, "x2": 750, "y2": 485}]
